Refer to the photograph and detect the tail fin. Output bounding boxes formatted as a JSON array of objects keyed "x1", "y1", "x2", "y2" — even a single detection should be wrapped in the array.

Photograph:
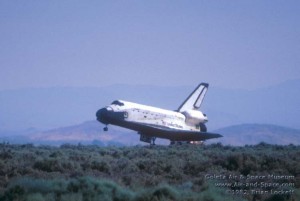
[{"x1": 177, "y1": 83, "x2": 209, "y2": 112}]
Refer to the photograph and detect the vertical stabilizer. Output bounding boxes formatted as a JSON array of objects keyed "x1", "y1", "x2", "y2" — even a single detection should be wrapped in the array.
[{"x1": 177, "y1": 83, "x2": 209, "y2": 112}]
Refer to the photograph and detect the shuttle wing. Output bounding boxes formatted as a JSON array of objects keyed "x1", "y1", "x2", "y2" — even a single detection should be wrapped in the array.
[{"x1": 136, "y1": 123, "x2": 222, "y2": 141}]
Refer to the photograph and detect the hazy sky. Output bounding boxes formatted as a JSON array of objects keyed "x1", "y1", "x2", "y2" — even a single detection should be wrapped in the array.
[{"x1": 1, "y1": 0, "x2": 299, "y2": 90}]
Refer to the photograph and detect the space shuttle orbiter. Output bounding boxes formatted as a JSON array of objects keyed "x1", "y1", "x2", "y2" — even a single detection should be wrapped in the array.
[{"x1": 96, "y1": 83, "x2": 222, "y2": 145}]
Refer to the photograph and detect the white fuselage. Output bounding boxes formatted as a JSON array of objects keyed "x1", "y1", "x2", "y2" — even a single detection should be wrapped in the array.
[
  {"x1": 96, "y1": 83, "x2": 222, "y2": 144},
  {"x1": 106, "y1": 100, "x2": 208, "y2": 131}
]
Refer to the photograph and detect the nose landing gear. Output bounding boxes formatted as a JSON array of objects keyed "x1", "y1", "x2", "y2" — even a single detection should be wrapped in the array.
[{"x1": 103, "y1": 126, "x2": 108, "y2": 131}]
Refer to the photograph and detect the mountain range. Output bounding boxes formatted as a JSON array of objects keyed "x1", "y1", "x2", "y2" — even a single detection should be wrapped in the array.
[
  {"x1": 1, "y1": 121, "x2": 299, "y2": 146},
  {"x1": 1, "y1": 79, "x2": 299, "y2": 132},
  {"x1": 209, "y1": 123, "x2": 300, "y2": 146},
  {"x1": 0, "y1": 79, "x2": 299, "y2": 145}
]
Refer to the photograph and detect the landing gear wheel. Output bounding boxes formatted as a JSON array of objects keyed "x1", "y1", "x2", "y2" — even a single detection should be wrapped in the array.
[
  {"x1": 150, "y1": 137, "x2": 156, "y2": 146},
  {"x1": 103, "y1": 126, "x2": 108, "y2": 131},
  {"x1": 199, "y1": 123, "x2": 207, "y2": 132}
]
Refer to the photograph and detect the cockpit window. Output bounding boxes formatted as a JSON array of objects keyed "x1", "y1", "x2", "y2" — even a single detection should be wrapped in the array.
[{"x1": 111, "y1": 100, "x2": 124, "y2": 106}]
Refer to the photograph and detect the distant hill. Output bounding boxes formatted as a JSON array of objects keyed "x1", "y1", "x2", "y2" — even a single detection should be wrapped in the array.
[
  {"x1": 3, "y1": 121, "x2": 297, "y2": 146},
  {"x1": 0, "y1": 79, "x2": 299, "y2": 132},
  {"x1": 27, "y1": 121, "x2": 141, "y2": 146},
  {"x1": 209, "y1": 124, "x2": 300, "y2": 145}
]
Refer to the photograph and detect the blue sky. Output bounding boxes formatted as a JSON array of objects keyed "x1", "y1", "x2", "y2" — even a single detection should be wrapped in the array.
[{"x1": 0, "y1": 0, "x2": 299, "y2": 90}]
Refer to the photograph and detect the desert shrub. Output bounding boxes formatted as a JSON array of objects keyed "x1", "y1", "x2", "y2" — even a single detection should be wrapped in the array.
[
  {"x1": 115, "y1": 158, "x2": 128, "y2": 170},
  {"x1": 49, "y1": 151, "x2": 63, "y2": 158},
  {"x1": 68, "y1": 177, "x2": 134, "y2": 201},
  {"x1": 60, "y1": 193, "x2": 83, "y2": 201},
  {"x1": 8, "y1": 177, "x2": 66, "y2": 195},
  {"x1": 196, "y1": 182, "x2": 246, "y2": 201},
  {"x1": 135, "y1": 159, "x2": 151, "y2": 172},
  {"x1": 209, "y1": 142, "x2": 223, "y2": 149},
  {"x1": 2, "y1": 177, "x2": 235, "y2": 201},
  {"x1": 111, "y1": 149, "x2": 122, "y2": 159},
  {"x1": 0, "y1": 161, "x2": 6, "y2": 176},
  {"x1": 91, "y1": 160, "x2": 111, "y2": 174},
  {"x1": 0, "y1": 185, "x2": 25, "y2": 201},
  {"x1": 183, "y1": 157, "x2": 211, "y2": 175},
  {"x1": 0, "y1": 144, "x2": 299, "y2": 201},
  {"x1": 264, "y1": 195, "x2": 285, "y2": 201},
  {"x1": 216, "y1": 153, "x2": 244, "y2": 171},
  {"x1": 134, "y1": 182, "x2": 244, "y2": 201},
  {"x1": 240, "y1": 154, "x2": 259, "y2": 175},
  {"x1": 134, "y1": 185, "x2": 178, "y2": 201},
  {"x1": 20, "y1": 144, "x2": 34, "y2": 149},
  {"x1": 33, "y1": 159, "x2": 63, "y2": 172},
  {"x1": 1, "y1": 177, "x2": 134, "y2": 201},
  {"x1": 260, "y1": 155, "x2": 282, "y2": 171},
  {"x1": 60, "y1": 143, "x2": 78, "y2": 149},
  {"x1": 0, "y1": 150, "x2": 13, "y2": 160},
  {"x1": 25, "y1": 193, "x2": 45, "y2": 201},
  {"x1": 33, "y1": 157, "x2": 79, "y2": 173}
]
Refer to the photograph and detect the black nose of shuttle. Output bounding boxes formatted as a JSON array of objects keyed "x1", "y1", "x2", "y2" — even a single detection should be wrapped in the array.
[
  {"x1": 96, "y1": 107, "x2": 127, "y2": 125},
  {"x1": 96, "y1": 108, "x2": 110, "y2": 124}
]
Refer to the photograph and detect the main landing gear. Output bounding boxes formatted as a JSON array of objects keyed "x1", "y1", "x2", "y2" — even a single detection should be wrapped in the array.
[
  {"x1": 150, "y1": 137, "x2": 156, "y2": 146},
  {"x1": 170, "y1": 141, "x2": 205, "y2": 145},
  {"x1": 140, "y1": 134, "x2": 156, "y2": 145}
]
